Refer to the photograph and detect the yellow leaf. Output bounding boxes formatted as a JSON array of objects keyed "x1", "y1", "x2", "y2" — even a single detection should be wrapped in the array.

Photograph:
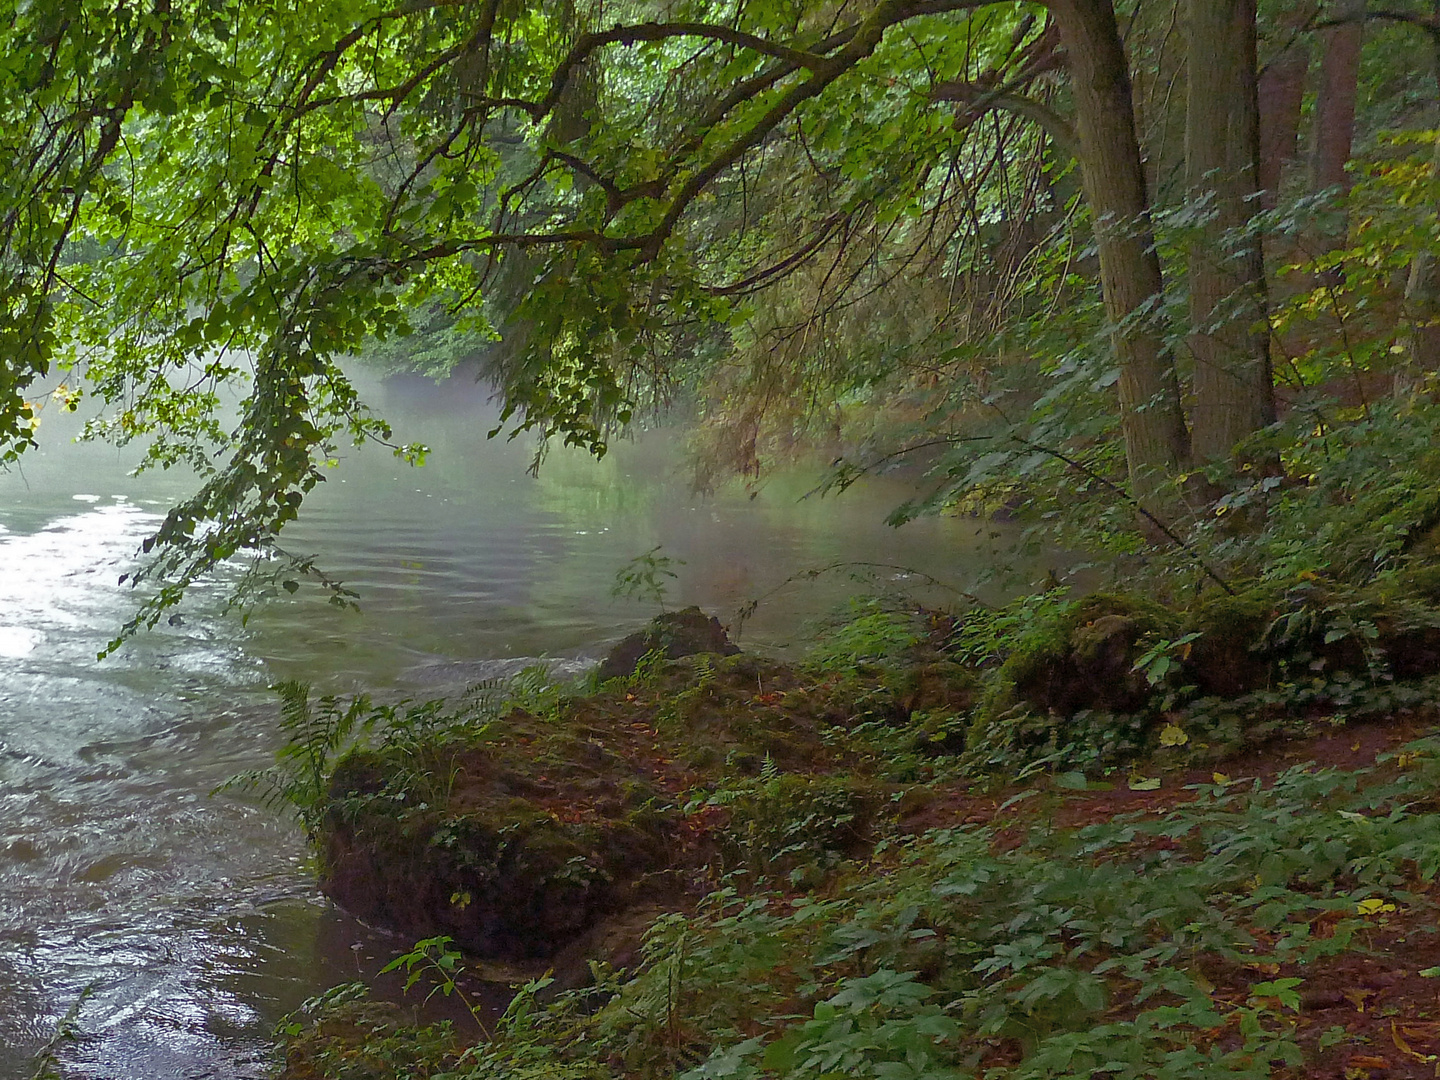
[
  {"x1": 1392, "y1": 1018, "x2": 1439, "y2": 1063},
  {"x1": 1356, "y1": 898, "x2": 1397, "y2": 916},
  {"x1": 1159, "y1": 724, "x2": 1188, "y2": 747},
  {"x1": 1212, "y1": 772, "x2": 1232, "y2": 786},
  {"x1": 1128, "y1": 776, "x2": 1161, "y2": 791}
]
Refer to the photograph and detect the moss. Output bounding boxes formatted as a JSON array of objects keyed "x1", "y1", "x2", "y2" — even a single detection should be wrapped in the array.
[
  {"x1": 306, "y1": 640, "x2": 982, "y2": 965},
  {"x1": 319, "y1": 733, "x2": 679, "y2": 960},
  {"x1": 1182, "y1": 586, "x2": 1278, "y2": 697},
  {"x1": 975, "y1": 593, "x2": 1176, "y2": 730}
]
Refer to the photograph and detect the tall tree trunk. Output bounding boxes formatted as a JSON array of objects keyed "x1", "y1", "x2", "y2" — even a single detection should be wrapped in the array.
[
  {"x1": 1402, "y1": 164, "x2": 1440, "y2": 387},
  {"x1": 1256, "y1": 3, "x2": 1312, "y2": 209},
  {"x1": 1398, "y1": 15, "x2": 1440, "y2": 394},
  {"x1": 1310, "y1": 0, "x2": 1364, "y2": 195},
  {"x1": 1049, "y1": 0, "x2": 1190, "y2": 505},
  {"x1": 1186, "y1": 0, "x2": 1277, "y2": 462}
]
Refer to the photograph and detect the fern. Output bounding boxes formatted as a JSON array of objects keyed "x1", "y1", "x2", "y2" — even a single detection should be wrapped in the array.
[{"x1": 216, "y1": 682, "x2": 377, "y2": 831}]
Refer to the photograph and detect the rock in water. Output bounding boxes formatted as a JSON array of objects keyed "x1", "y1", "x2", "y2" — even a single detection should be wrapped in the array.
[{"x1": 597, "y1": 606, "x2": 741, "y2": 682}]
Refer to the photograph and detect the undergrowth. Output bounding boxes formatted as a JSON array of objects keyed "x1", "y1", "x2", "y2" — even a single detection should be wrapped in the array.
[{"x1": 279, "y1": 735, "x2": 1440, "y2": 1079}]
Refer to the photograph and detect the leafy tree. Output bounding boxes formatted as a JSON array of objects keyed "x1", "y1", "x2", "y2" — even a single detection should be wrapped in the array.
[{"x1": 3, "y1": 0, "x2": 1440, "y2": 638}]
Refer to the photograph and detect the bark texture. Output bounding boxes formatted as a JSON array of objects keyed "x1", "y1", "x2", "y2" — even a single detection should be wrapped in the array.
[
  {"x1": 1050, "y1": 0, "x2": 1190, "y2": 500},
  {"x1": 1401, "y1": 136, "x2": 1440, "y2": 393},
  {"x1": 1310, "y1": 0, "x2": 1364, "y2": 194},
  {"x1": 1256, "y1": 5, "x2": 1311, "y2": 208},
  {"x1": 1186, "y1": 0, "x2": 1277, "y2": 462},
  {"x1": 1398, "y1": 13, "x2": 1440, "y2": 394}
]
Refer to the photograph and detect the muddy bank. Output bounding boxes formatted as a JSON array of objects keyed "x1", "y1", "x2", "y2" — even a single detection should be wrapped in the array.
[
  {"x1": 281, "y1": 584, "x2": 1440, "y2": 1078},
  {"x1": 308, "y1": 582, "x2": 1440, "y2": 972}
]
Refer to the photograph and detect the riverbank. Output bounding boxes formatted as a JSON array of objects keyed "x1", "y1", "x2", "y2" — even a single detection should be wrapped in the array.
[{"x1": 270, "y1": 585, "x2": 1440, "y2": 1079}]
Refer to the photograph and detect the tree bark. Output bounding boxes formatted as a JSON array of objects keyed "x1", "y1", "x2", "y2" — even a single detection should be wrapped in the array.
[
  {"x1": 1398, "y1": 138, "x2": 1440, "y2": 396},
  {"x1": 1256, "y1": 3, "x2": 1311, "y2": 209},
  {"x1": 1397, "y1": 4, "x2": 1440, "y2": 396},
  {"x1": 1049, "y1": 0, "x2": 1190, "y2": 503},
  {"x1": 1310, "y1": 0, "x2": 1364, "y2": 195},
  {"x1": 1186, "y1": 0, "x2": 1277, "y2": 462}
]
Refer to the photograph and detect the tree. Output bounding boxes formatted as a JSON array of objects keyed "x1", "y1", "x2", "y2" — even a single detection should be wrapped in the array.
[
  {"x1": 1048, "y1": 0, "x2": 1190, "y2": 501},
  {"x1": 1257, "y1": 1, "x2": 1313, "y2": 209},
  {"x1": 19, "y1": 0, "x2": 1410, "y2": 635},
  {"x1": 1184, "y1": 0, "x2": 1276, "y2": 463},
  {"x1": 1311, "y1": 0, "x2": 1366, "y2": 196}
]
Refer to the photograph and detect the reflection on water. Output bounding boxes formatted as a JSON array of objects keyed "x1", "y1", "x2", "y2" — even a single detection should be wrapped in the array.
[{"x1": 0, "y1": 370, "x2": 1011, "y2": 1077}]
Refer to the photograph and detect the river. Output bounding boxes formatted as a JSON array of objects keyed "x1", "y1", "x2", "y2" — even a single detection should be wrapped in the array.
[{"x1": 0, "y1": 370, "x2": 1011, "y2": 1077}]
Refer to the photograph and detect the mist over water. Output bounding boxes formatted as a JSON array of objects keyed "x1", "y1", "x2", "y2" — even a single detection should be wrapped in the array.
[{"x1": 0, "y1": 369, "x2": 1008, "y2": 1077}]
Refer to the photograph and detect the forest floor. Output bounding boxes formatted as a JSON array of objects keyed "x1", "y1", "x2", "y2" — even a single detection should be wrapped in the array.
[
  {"x1": 275, "y1": 601, "x2": 1440, "y2": 1080},
  {"x1": 905, "y1": 719, "x2": 1440, "y2": 1079}
]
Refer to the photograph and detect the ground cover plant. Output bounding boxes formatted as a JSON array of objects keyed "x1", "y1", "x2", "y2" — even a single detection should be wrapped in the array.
[
  {"x1": 275, "y1": 712, "x2": 1440, "y2": 1080},
  {"x1": 264, "y1": 582, "x2": 1440, "y2": 1080}
]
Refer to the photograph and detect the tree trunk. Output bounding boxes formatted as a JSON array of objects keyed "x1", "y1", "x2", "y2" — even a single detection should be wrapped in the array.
[
  {"x1": 1310, "y1": 0, "x2": 1364, "y2": 195},
  {"x1": 1399, "y1": 68, "x2": 1440, "y2": 395},
  {"x1": 1049, "y1": 0, "x2": 1190, "y2": 504},
  {"x1": 1256, "y1": 3, "x2": 1311, "y2": 209},
  {"x1": 1186, "y1": 0, "x2": 1277, "y2": 462},
  {"x1": 1394, "y1": 2, "x2": 1440, "y2": 396}
]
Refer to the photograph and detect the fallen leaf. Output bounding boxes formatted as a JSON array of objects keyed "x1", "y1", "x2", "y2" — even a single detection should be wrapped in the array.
[
  {"x1": 1212, "y1": 772, "x2": 1231, "y2": 785},
  {"x1": 1347, "y1": 1054, "x2": 1391, "y2": 1068},
  {"x1": 1343, "y1": 987, "x2": 1377, "y2": 1012},
  {"x1": 1128, "y1": 776, "x2": 1162, "y2": 791},
  {"x1": 1159, "y1": 724, "x2": 1188, "y2": 747},
  {"x1": 1393, "y1": 1020, "x2": 1440, "y2": 1063},
  {"x1": 1244, "y1": 961, "x2": 1281, "y2": 975}
]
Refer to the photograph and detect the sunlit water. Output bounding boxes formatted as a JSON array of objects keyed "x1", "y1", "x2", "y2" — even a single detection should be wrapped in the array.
[{"x1": 0, "y1": 371, "x2": 1016, "y2": 1077}]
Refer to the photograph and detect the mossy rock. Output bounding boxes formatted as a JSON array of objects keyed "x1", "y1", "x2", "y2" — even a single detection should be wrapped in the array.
[
  {"x1": 983, "y1": 593, "x2": 1177, "y2": 723},
  {"x1": 597, "y1": 606, "x2": 741, "y2": 681},
  {"x1": 1182, "y1": 587, "x2": 1277, "y2": 697},
  {"x1": 308, "y1": 645, "x2": 986, "y2": 963},
  {"x1": 319, "y1": 745, "x2": 679, "y2": 961},
  {"x1": 1185, "y1": 577, "x2": 1440, "y2": 688}
]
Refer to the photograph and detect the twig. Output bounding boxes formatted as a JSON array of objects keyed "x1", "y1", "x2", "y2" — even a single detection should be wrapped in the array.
[
  {"x1": 822, "y1": 433, "x2": 1238, "y2": 596},
  {"x1": 733, "y1": 559, "x2": 991, "y2": 640}
]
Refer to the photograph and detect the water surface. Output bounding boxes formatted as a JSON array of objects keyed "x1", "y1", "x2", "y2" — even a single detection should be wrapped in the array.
[{"x1": 0, "y1": 371, "x2": 1010, "y2": 1076}]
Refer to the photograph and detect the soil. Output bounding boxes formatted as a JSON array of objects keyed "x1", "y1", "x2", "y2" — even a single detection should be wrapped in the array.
[
  {"x1": 906, "y1": 717, "x2": 1440, "y2": 1080},
  {"x1": 315, "y1": 651, "x2": 886, "y2": 964},
  {"x1": 302, "y1": 600, "x2": 1440, "y2": 1078}
]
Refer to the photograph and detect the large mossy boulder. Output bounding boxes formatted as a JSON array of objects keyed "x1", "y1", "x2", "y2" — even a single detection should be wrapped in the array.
[
  {"x1": 597, "y1": 606, "x2": 740, "y2": 681},
  {"x1": 319, "y1": 741, "x2": 678, "y2": 961},
  {"x1": 1181, "y1": 589, "x2": 1276, "y2": 697},
  {"x1": 1183, "y1": 578, "x2": 1440, "y2": 692},
  {"x1": 989, "y1": 593, "x2": 1178, "y2": 720},
  {"x1": 309, "y1": 647, "x2": 979, "y2": 965}
]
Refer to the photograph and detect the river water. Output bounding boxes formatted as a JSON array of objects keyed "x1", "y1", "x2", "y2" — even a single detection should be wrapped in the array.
[{"x1": 0, "y1": 371, "x2": 1011, "y2": 1077}]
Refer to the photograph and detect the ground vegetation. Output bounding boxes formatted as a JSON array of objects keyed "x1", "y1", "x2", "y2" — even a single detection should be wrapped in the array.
[
  {"x1": 9, "y1": 0, "x2": 1440, "y2": 1075},
  {"x1": 265, "y1": 594, "x2": 1440, "y2": 1080}
]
